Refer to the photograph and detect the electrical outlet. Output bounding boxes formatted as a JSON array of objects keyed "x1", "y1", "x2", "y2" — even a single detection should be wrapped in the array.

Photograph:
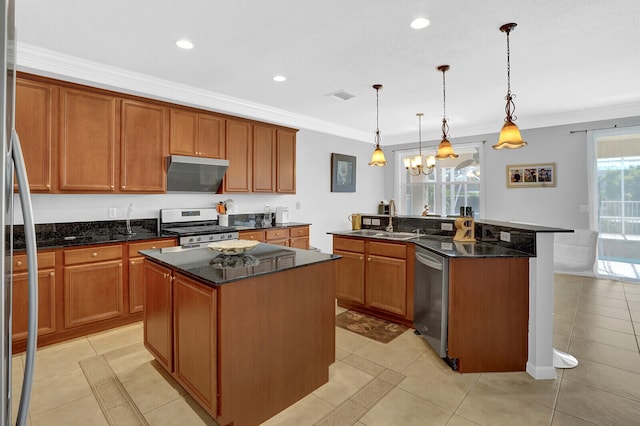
[
  {"x1": 108, "y1": 208, "x2": 116, "y2": 218},
  {"x1": 296, "y1": 201, "x2": 301, "y2": 209},
  {"x1": 500, "y1": 231, "x2": 511, "y2": 242},
  {"x1": 441, "y1": 222, "x2": 453, "y2": 231}
]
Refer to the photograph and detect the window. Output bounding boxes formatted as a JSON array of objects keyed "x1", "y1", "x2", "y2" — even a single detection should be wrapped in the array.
[
  {"x1": 589, "y1": 126, "x2": 640, "y2": 281},
  {"x1": 396, "y1": 143, "x2": 481, "y2": 217}
]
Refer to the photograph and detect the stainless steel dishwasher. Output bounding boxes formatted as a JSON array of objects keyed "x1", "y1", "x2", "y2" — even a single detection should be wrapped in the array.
[{"x1": 414, "y1": 245, "x2": 449, "y2": 358}]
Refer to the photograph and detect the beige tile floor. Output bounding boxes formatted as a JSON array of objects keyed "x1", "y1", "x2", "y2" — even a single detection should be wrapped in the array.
[{"x1": 10, "y1": 273, "x2": 640, "y2": 425}]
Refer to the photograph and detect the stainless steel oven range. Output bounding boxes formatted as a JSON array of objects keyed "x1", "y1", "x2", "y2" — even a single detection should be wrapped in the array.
[{"x1": 160, "y1": 208, "x2": 238, "y2": 248}]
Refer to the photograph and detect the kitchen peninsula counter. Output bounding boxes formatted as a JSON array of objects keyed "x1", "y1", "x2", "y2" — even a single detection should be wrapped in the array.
[{"x1": 141, "y1": 243, "x2": 338, "y2": 425}]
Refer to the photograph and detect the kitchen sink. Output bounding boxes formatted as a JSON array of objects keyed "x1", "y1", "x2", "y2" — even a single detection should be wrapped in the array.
[{"x1": 348, "y1": 230, "x2": 418, "y2": 241}]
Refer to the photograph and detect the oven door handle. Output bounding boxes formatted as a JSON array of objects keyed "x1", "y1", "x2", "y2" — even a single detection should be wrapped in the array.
[{"x1": 415, "y1": 251, "x2": 443, "y2": 270}]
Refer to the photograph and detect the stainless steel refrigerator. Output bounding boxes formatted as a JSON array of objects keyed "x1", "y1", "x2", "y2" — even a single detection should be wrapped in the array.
[{"x1": 2, "y1": 0, "x2": 38, "y2": 424}]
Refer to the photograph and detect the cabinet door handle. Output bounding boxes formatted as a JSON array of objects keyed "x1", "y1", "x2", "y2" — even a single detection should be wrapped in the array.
[
  {"x1": 16, "y1": 261, "x2": 22, "y2": 266},
  {"x1": 163, "y1": 273, "x2": 168, "y2": 279},
  {"x1": 368, "y1": 257, "x2": 371, "y2": 261},
  {"x1": 151, "y1": 246, "x2": 156, "y2": 249},
  {"x1": 359, "y1": 256, "x2": 363, "y2": 261},
  {"x1": 119, "y1": 263, "x2": 122, "y2": 268},
  {"x1": 92, "y1": 252, "x2": 98, "y2": 257},
  {"x1": 130, "y1": 261, "x2": 135, "y2": 265},
  {"x1": 49, "y1": 272, "x2": 54, "y2": 277}
]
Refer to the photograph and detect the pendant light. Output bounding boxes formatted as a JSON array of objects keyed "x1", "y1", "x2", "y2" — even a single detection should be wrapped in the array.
[
  {"x1": 368, "y1": 84, "x2": 387, "y2": 166},
  {"x1": 493, "y1": 22, "x2": 527, "y2": 149},
  {"x1": 435, "y1": 65, "x2": 458, "y2": 159},
  {"x1": 404, "y1": 113, "x2": 436, "y2": 175}
]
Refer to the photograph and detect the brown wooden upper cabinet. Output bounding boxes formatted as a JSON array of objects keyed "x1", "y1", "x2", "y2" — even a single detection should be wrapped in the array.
[
  {"x1": 15, "y1": 78, "x2": 54, "y2": 192},
  {"x1": 276, "y1": 129, "x2": 296, "y2": 194},
  {"x1": 120, "y1": 100, "x2": 168, "y2": 192},
  {"x1": 59, "y1": 87, "x2": 117, "y2": 192},
  {"x1": 224, "y1": 121, "x2": 297, "y2": 194},
  {"x1": 169, "y1": 109, "x2": 225, "y2": 159},
  {"x1": 224, "y1": 119, "x2": 253, "y2": 192},
  {"x1": 253, "y1": 124, "x2": 276, "y2": 192}
]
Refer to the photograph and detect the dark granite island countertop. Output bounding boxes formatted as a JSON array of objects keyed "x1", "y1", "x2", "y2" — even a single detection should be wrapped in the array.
[{"x1": 140, "y1": 243, "x2": 339, "y2": 285}]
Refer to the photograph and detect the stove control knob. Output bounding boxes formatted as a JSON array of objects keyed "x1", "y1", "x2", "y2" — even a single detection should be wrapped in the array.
[
  {"x1": 209, "y1": 236, "x2": 214, "y2": 241},
  {"x1": 188, "y1": 237, "x2": 194, "y2": 243},
  {"x1": 196, "y1": 236, "x2": 202, "y2": 242}
]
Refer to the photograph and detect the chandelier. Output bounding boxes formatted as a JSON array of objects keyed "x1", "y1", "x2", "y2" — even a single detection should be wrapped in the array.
[{"x1": 404, "y1": 113, "x2": 435, "y2": 175}]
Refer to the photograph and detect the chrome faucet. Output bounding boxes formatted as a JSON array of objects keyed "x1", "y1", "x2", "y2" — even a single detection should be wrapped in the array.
[
  {"x1": 126, "y1": 203, "x2": 134, "y2": 235},
  {"x1": 386, "y1": 199, "x2": 396, "y2": 232}
]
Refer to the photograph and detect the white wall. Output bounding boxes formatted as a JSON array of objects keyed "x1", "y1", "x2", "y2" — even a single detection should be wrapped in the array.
[
  {"x1": 384, "y1": 116, "x2": 640, "y2": 229},
  {"x1": 15, "y1": 129, "x2": 385, "y2": 253}
]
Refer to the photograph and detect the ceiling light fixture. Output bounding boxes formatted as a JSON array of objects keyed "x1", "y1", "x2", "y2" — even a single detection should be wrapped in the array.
[
  {"x1": 493, "y1": 22, "x2": 527, "y2": 149},
  {"x1": 368, "y1": 84, "x2": 387, "y2": 167},
  {"x1": 404, "y1": 113, "x2": 435, "y2": 175},
  {"x1": 273, "y1": 75, "x2": 287, "y2": 82},
  {"x1": 410, "y1": 17, "x2": 430, "y2": 29},
  {"x1": 435, "y1": 65, "x2": 458, "y2": 159},
  {"x1": 176, "y1": 39, "x2": 194, "y2": 50}
]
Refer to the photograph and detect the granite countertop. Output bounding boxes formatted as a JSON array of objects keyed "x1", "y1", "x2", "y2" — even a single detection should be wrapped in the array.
[
  {"x1": 329, "y1": 230, "x2": 532, "y2": 258},
  {"x1": 413, "y1": 235, "x2": 531, "y2": 258},
  {"x1": 13, "y1": 219, "x2": 164, "y2": 251},
  {"x1": 141, "y1": 243, "x2": 339, "y2": 285},
  {"x1": 233, "y1": 222, "x2": 310, "y2": 230}
]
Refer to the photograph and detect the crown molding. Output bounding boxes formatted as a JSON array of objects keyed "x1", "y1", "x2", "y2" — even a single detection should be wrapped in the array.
[{"x1": 17, "y1": 42, "x2": 371, "y2": 142}]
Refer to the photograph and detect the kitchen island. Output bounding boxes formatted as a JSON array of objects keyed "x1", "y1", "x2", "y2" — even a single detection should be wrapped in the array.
[
  {"x1": 330, "y1": 216, "x2": 571, "y2": 379},
  {"x1": 140, "y1": 243, "x2": 339, "y2": 426}
]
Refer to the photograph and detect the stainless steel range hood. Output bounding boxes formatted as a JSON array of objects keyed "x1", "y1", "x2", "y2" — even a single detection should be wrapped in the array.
[{"x1": 166, "y1": 155, "x2": 229, "y2": 192}]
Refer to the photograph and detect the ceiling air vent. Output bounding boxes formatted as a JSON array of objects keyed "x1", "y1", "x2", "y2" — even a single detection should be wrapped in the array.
[{"x1": 325, "y1": 90, "x2": 355, "y2": 101}]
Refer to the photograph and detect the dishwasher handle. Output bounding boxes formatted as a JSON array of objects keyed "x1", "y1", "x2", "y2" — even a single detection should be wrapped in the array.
[{"x1": 415, "y1": 251, "x2": 443, "y2": 270}]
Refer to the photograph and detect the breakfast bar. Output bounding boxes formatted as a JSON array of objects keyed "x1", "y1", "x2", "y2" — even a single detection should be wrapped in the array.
[{"x1": 140, "y1": 244, "x2": 339, "y2": 426}]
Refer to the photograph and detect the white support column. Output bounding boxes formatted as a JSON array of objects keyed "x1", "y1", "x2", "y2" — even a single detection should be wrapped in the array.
[{"x1": 526, "y1": 232, "x2": 557, "y2": 380}]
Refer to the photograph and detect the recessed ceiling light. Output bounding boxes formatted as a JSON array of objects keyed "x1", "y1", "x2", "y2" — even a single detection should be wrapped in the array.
[
  {"x1": 273, "y1": 75, "x2": 287, "y2": 82},
  {"x1": 176, "y1": 39, "x2": 194, "y2": 49},
  {"x1": 410, "y1": 17, "x2": 430, "y2": 29}
]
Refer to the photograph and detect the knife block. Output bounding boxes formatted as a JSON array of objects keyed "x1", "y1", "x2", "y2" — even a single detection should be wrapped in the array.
[{"x1": 453, "y1": 217, "x2": 476, "y2": 242}]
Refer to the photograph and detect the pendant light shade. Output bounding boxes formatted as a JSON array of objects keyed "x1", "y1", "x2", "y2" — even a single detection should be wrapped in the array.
[
  {"x1": 369, "y1": 84, "x2": 387, "y2": 166},
  {"x1": 493, "y1": 23, "x2": 527, "y2": 150},
  {"x1": 435, "y1": 65, "x2": 458, "y2": 160}
]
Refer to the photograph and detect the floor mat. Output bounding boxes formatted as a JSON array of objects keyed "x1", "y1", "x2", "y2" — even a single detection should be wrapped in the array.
[{"x1": 335, "y1": 310, "x2": 408, "y2": 343}]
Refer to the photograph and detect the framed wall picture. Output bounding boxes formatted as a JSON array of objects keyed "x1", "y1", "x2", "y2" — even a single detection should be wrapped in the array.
[
  {"x1": 331, "y1": 153, "x2": 356, "y2": 192},
  {"x1": 507, "y1": 163, "x2": 556, "y2": 188}
]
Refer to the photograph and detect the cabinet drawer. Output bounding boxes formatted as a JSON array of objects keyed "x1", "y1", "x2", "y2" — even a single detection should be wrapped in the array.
[
  {"x1": 333, "y1": 237, "x2": 365, "y2": 253},
  {"x1": 64, "y1": 245, "x2": 122, "y2": 265},
  {"x1": 239, "y1": 230, "x2": 265, "y2": 241},
  {"x1": 265, "y1": 229, "x2": 288, "y2": 241},
  {"x1": 368, "y1": 241, "x2": 407, "y2": 259},
  {"x1": 13, "y1": 251, "x2": 55, "y2": 272},
  {"x1": 128, "y1": 239, "x2": 176, "y2": 257},
  {"x1": 289, "y1": 226, "x2": 309, "y2": 238}
]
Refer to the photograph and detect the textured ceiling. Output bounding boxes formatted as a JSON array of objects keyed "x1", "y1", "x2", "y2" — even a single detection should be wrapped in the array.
[{"x1": 15, "y1": 0, "x2": 640, "y2": 144}]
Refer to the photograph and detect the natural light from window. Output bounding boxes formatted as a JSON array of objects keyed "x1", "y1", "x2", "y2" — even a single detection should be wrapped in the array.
[{"x1": 396, "y1": 143, "x2": 481, "y2": 217}]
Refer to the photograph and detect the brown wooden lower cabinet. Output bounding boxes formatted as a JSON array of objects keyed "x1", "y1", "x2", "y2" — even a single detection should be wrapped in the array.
[
  {"x1": 143, "y1": 261, "x2": 173, "y2": 371},
  {"x1": 173, "y1": 273, "x2": 217, "y2": 414},
  {"x1": 333, "y1": 236, "x2": 414, "y2": 326},
  {"x1": 64, "y1": 259, "x2": 123, "y2": 328},
  {"x1": 11, "y1": 237, "x2": 177, "y2": 354},
  {"x1": 447, "y1": 257, "x2": 529, "y2": 373},
  {"x1": 128, "y1": 238, "x2": 176, "y2": 313},
  {"x1": 240, "y1": 225, "x2": 310, "y2": 249},
  {"x1": 12, "y1": 251, "x2": 57, "y2": 341}
]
